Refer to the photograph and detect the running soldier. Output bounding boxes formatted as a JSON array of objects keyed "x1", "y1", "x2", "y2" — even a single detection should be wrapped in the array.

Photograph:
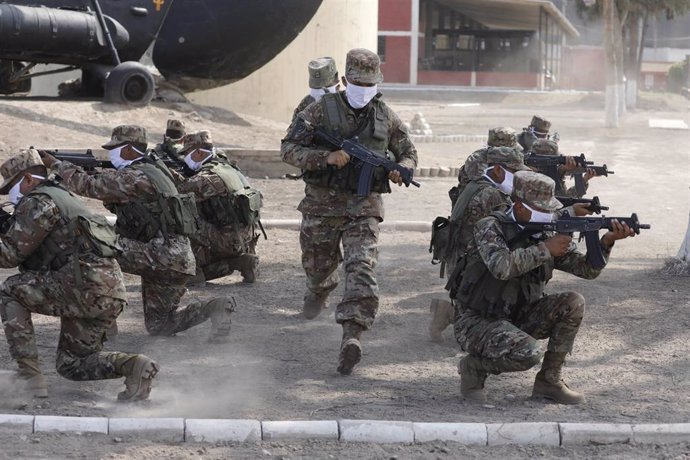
[
  {"x1": 281, "y1": 48, "x2": 418, "y2": 375},
  {"x1": 0, "y1": 149, "x2": 158, "y2": 401},
  {"x1": 42, "y1": 126, "x2": 235, "y2": 342}
]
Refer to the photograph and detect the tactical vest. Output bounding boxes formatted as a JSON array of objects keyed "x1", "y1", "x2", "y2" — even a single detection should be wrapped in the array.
[
  {"x1": 197, "y1": 160, "x2": 263, "y2": 228},
  {"x1": 111, "y1": 160, "x2": 198, "y2": 242},
  {"x1": 448, "y1": 211, "x2": 553, "y2": 320},
  {"x1": 21, "y1": 182, "x2": 119, "y2": 273},
  {"x1": 302, "y1": 92, "x2": 392, "y2": 194}
]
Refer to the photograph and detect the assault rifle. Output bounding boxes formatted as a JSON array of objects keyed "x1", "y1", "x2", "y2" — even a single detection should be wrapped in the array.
[
  {"x1": 510, "y1": 213, "x2": 650, "y2": 270},
  {"x1": 556, "y1": 195, "x2": 608, "y2": 215},
  {"x1": 34, "y1": 148, "x2": 184, "y2": 173},
  {"x1": 524, "y1": 153, "x2": 614, "y2": 197},
  {"x1": 301, "y1": 119, "x2": 420, "y2": 196}
]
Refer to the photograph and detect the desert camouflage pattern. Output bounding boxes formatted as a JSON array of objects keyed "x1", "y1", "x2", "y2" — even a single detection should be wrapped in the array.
[
  {"x1": 345, "y1": 48, "x2": 383, "y2": 84},
  {"x1": 0, "y1": 192, "x2": 134, "y2": 381},
  {"x1": 181, "y1": 130, "x2": 213, "y2": 153},
  {"x1": 513, "y1": 170, "x2": 562, "y2": 211},
  {"x1": 102, "y1": 125, "x2": 148, "y2": 149},
  {"x1": 292, "y1": 94, "x2": 316, "y2": 122},
  {"x1": 281, "y1": 94, "x2": 417, "y2": 218},
  {"x1": 530, "y1": 115, "x2": 551, "y2": 135},
  {"x1": 300, "y1": 215, "x2": 380, "y2": 329},
  {"x1": 487, "y1": 127, "x2": 517, "y2": 148},
  {"x1": 166, "y1": 119, "x2": 186, "y2": 139},
  {"x1": 51, "y1": 160, "x2": 210, "y2": 336},
  {"x1": 485, "y1": 146, "x2": 529, "y2": 171},
  {"x1": 0, "y1": 148, "x2": 44, "y2": 193},
  {"x1": 455, "y1": 291, "x2": 585, "y2": 374},
  {"x1": 178, "y1": 167, "x2": 260, "y2": 279},
  {"x1": 309, "y1": 57, "x2": 338, "y2": 88}
]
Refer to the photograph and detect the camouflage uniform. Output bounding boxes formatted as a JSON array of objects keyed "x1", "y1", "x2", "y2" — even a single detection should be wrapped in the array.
[
  {"x1": 530, "y1": 139, "x2": 587, "y2": 198},
  {"x1": 282, "y1": 50, "x2": 417, "y2": 330},
  {"x1": 517, "y1": 115, "x2": 551, "y2": 152},
  {"x1": 453, "y1": 171, "x2": 609, "y2": 403},
  {"x1": 51, "y1": 126, "x2": 228, "y2": 337},
  {"x1": 175, "y1": 131, "x2": 261, "y2": 283},
  {"x1": 0, "y1": 150, "x2": 156, "y2": 399},
  {"x1": 152, "y1": 119, "x2": 186, "y2": 162},
  {"x1": 292, "y1": 57, "x2": 339, "y2": 123}
]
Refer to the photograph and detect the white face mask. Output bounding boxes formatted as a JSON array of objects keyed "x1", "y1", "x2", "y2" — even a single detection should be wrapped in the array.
[
  {"x1": 8, "y1": 174, "x2": 45, "y2": 205},
  {"x1": 309, "y1": 82, "x2": 339, "y2": 102},
  {"x1": 108, "y1": 145, "x2": 144, "y2": 170},
  {"x1": 523, "y1": 202, "x2": 555, "y2": 223},
  {"x1": 483, "y1": 166, "x2": 514, "y2": 195},
  {"x1": 345, "y1": 80, "x2": 378, "y2": 109},
  {"x1": 184, "y1": 148, "x2": 214, "y2": 171}
]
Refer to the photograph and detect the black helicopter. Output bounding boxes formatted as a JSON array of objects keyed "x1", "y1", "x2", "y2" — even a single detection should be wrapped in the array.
[{"x1": 0, "y1": 0, "x2": 322, "y2": 105}]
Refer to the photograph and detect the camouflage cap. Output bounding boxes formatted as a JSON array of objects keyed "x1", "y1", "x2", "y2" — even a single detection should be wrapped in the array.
[
  {"x1": 182, "y1": 130, "x2": 213, "y2": 153},
  {"x1": 513, "y1": 170, "x2": 562, "y2": 211},
  {"x1": 308, "y1": 57, "x2": 339, "y2": 89},
  {"x1": 102, "y1": 125, "x2": 148, "y2": 149},
  {"x1": 531, "y1": 138, "x2": 559, "y2": 155},
  {"x1": 345, "y1": 48, "x2": 383, "y2": 85},
  {"x1": 0, "y1": 149, "x2": 44, "y2": 193},
  {"x1": 530, "y1": 115, "x2": 551, "y2": 136},
  {"x1": 487, "y1": 127, "x2": 517, "y2": 147},
  {"x1": 165, "y1": 119, "x2": 186, "y2": 140},
  {"x1": 485, "y1": 146, "x2": 530, "y2": 171}
]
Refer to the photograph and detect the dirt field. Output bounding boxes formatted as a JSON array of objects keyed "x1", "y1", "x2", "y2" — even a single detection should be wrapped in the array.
[{"x1": 0, "y1": 91, "x2": 688, "y2": 459}]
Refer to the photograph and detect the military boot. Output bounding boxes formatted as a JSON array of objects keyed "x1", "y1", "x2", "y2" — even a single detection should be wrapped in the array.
[
  {"x1": 429, "y1": 299, "x2": 454, "y2": 342},
  {"x1": 237, "y1": 254, "x2": 260, "y2": 284},
  {"x1": 116, "y1": 355, "x2": 159, "y2": 402},
  {"x1": 458, "y1": 355, "x2": 488, "y2": 402},
  {"x1": 206, "y1": 297, "x2": 237, "y2": 343},
  {"x1": 532, "y1": 351, "x2": 585, "y2": 405},
  {"x1": 16, "y1": 358, "x2": 48, "y2": 398},
  {"x1": 337, "y1": 321, "x2": 364, "y2": 376},
  {"x1": 302, "y1": 291, "x2": 328, "y2": 320}
]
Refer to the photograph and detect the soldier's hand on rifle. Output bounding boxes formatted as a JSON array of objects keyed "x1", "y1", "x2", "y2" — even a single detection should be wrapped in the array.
[
  {"x1": 327, "y1": 150, "x2": 350, "y2": 169},
  {"x1": 544, "y1": 234, "x2": 572, "y2": 257},
  {"x1": 601, "y1": 219, "x2": 635, "y2": 248},
  {"x1": 558, "y1": 156, "x2": 578, "y2": 175},
  {"x1": 583, "y1": 168, "x2": 597, "y2": 183},
  {"x1": 388, "y1": 170, "x2": 403, "y2": 186},
  {"x1": 40, "y1": 152, "x2": 57, "y2": 169},
  {"x1": 572, "y1": 203, "x2": 593, "y2": 216}
]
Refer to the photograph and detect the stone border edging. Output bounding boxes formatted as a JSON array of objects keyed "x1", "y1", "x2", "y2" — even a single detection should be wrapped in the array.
[
  {"x1": 2, "y1": 415, "x2": 690, "y2": 445},
  {"x1": 409, "y1": 134, "x2": 488, "y2": 144}
]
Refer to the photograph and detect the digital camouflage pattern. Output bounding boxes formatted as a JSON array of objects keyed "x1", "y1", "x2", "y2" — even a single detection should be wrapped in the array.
[
  {"x1": 512, "y1": 170, "x2": 562, "y2": 211},
  {"x1": 181, "y1": 130, "x2": 213, "y2": 154},
  {"x1": 309, "y1": 57, "x2": 338, "y2": 89},
  {"x1": 300, "y1": 215, "x2": 379, "y2": 329},
  {"x1": 0, "y1": 191, "x2": 136, "y2": 382},
  {"x1": 485, "y1": 146, "x2": 529, "y2": 171},
  {"x1": 345, "y1": 48, "x2": 383, "y2": 84},
  {"x1": 165, "y1": 119, "x2": 186, "y2": 140},
  {"x1": 102, "y1": 125, "x2": 148, "y2": 149},
  {"x1": 50, "y1": 160, "x2": 212, "y2": 336},
  {"x1": 152, "y1": 139, "x2": 184, "y2": 162},
  {"x1": 281, "y1": 94, "x2": 417, "y2": 218}
]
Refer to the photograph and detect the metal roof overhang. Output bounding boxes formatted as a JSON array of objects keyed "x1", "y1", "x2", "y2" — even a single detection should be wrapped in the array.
[{"x1": 436, "y1": 0, "x2": 580, "y2": 38}]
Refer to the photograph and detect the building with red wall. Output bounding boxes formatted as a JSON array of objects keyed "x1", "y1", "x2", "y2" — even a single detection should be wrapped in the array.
[{"x1": 378, "y1": 0, "x2": 579, "y2": 89}]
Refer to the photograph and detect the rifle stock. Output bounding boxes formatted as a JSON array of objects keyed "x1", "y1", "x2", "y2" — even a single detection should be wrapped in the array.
[{"x1": 35, "y1": 148, "x2": 183, "y2": 172}]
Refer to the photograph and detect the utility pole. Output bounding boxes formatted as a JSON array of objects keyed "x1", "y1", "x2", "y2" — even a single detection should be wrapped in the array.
[{"x1": 603, "y1": 0, "x2": 619, "y2": 127}]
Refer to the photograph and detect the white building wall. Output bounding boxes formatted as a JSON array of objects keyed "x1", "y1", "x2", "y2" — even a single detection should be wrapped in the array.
[{"x1": 190, "y1": 0, "x2": 378, "y2": 123}]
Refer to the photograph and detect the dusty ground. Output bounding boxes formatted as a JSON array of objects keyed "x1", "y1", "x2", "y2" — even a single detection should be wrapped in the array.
[{"x1": 0, "y1": 91, "x2": 688, "y2": 459}]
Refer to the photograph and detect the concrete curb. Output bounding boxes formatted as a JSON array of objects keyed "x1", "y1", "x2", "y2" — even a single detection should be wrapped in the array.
[
  {"x1": 409, "y1": 134, "x2": 487, "y2": 144},
  {"x1": 2, "y1": 416, "x2": 689, "y2": 446}
]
